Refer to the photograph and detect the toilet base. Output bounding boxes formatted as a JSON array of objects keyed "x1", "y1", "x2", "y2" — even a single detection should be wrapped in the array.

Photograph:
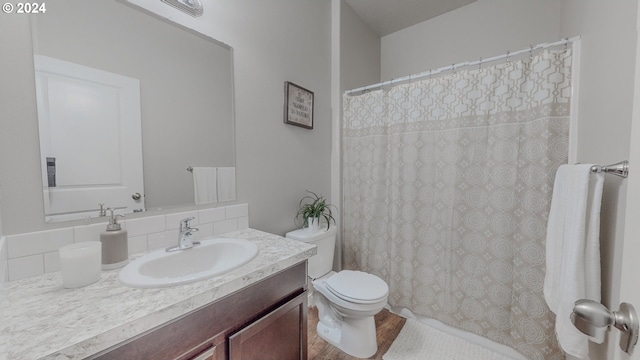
[{"x1": 316, "y1": 314, "x2": 378, "y2": 358}]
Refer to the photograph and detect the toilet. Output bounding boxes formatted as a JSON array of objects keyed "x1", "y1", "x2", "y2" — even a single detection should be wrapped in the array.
[{"x1": 286, "y1": 226, "x2": 389, "y2": 358}]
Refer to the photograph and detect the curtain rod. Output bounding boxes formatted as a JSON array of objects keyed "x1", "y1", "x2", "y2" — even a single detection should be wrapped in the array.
[{"x1": 344, "y1": 36, "x2": 580, "y2": 95}]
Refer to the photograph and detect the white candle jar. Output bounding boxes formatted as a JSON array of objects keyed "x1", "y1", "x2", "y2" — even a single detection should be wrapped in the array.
[{"x1": 59, "y1": 241, "x2": 102, "y2": 288}]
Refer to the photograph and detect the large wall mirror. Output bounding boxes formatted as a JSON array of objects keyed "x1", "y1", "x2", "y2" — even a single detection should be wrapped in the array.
[{"x1": 31, "y1": 0, "x2": 235, "y2": 222}]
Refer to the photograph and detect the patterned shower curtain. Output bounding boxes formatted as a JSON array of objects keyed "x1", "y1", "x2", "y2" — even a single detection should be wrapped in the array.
[{"x1": 342, "y1": 48, "x2": 572, "y2": 360}]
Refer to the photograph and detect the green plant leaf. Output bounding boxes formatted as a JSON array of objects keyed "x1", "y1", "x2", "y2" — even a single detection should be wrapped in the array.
[{"x1": 295, "y1": 190, "x2": 337, "y2": 229}]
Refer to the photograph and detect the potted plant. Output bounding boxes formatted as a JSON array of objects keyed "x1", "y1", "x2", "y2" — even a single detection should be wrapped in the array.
[{"x1": 296, "y1": 190, "x2": 336, "y2": 231}]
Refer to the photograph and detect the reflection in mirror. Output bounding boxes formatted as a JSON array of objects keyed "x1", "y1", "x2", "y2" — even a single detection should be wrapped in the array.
[{"x1": 31, "y1": 0, "x2": 235, "y2": 222}]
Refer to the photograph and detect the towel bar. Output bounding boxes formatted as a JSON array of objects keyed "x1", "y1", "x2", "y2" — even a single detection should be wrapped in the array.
[{"x1": 590, "y1": 161, "x2": 629, "y2": 178}]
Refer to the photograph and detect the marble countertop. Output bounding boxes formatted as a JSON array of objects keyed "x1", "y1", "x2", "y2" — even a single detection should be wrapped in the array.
[{"x1": 0, "y1": 228, "x2": 315, "y2": 360}]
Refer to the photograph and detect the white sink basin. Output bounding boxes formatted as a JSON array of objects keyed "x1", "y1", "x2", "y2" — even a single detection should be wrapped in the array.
[{"x1": 118, "y1": 238, "x2": 259, "y2": 288}]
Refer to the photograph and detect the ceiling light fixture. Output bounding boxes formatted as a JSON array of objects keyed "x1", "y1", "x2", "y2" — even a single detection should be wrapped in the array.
[{"x1": 161, "y1": 0, "x2": 203, "y2": 17}]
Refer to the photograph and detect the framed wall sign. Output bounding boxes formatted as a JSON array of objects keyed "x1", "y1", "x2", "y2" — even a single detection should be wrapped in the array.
[{"x1": 284, "y1": 81, "x2": 314, "y2": 129}]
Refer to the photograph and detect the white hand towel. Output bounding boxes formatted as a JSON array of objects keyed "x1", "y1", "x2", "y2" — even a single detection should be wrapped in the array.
[
  {"x1": 192, "y1": 167, "x2": 217, "y2": 205},
  {"x1": 216, "y1": 167, "x2": 236, "y2": 202},
  {"x1": 543, "y1": 164, "x2": 605, "y2": 359}
]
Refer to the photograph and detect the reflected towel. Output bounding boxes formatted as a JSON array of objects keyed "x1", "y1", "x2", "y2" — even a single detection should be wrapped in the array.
[
  {"x1": 217, "y1": 167, "x2": 236, "y2": 202},
  {"x1": 543, "y1": 164, "x2": 605, "y2": 359},
  {"x1": 193, "y1": 167, "x2": 217, "y2": 205}
]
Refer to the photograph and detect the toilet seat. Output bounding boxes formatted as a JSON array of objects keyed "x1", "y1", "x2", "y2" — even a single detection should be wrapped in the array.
[{"x1": 325, "y1": 270, "x2": 388, "y2": 304}]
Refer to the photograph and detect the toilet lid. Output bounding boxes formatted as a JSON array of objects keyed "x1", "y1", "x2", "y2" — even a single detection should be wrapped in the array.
[{"x1": 325, "y1": 270, "x2": 388, "y2": 303}]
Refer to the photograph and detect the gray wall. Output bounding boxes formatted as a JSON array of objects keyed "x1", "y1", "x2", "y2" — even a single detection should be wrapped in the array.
[
  {"x1": 0, "y1": 0, "x2": 333, "y2": 236},
  {"x1": 0, "y1": 14, "x2": 43, "y2": 234},
  {"x1": 209, "y1": 0, "x2": 333, "y2": 236},
  {"x1": 340, "y1": 2, "x2": 381, "y2": 92},
  {"x1": 331, "y1": 0, "x2": 381, "y2": 270},
  {"x1": 560, "y1": 1, "x2": 638, "y2": 358},
  {"x1": 381, "y1": 0, "x2": 562, "y2": 81}
]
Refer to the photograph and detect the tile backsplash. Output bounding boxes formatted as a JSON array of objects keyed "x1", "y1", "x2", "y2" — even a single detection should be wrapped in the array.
[
  {"x1": 1, "y1": 187, "x2": 5, "y2": 284},
  {"x1": 1, "y1": 236, "x2": 7, "y2": 284},
  {"x1": 6, "y1": 204, "x2": 249, "y2": 282}
]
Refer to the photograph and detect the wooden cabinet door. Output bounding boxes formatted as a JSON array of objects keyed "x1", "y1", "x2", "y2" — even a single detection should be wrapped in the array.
[{"x1": 229, "y1": 292, "x2": 308, "y2": 360}]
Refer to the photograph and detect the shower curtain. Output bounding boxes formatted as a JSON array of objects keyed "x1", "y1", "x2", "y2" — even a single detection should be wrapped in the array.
[{"x1": 342, "y1": 48, "x2": 572, "y2": 360}]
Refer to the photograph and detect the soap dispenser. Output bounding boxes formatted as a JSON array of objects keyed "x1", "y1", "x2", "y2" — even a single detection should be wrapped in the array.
[{"x1": 100, "y1": 208, "x2": 129, "y2": 270}]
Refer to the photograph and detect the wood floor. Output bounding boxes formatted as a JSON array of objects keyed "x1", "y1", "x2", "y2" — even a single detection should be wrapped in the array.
[{"x1": 308, "y1": 307, "x2": 406, "y2": 360}]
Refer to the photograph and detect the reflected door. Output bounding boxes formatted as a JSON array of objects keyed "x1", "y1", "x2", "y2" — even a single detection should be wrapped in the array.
[{"x1": 34, "y1": 55, "x2": 144, "y2": 222}]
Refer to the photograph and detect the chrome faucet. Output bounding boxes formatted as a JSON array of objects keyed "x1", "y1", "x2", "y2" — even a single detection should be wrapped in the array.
[{"x1": 166, "y1": 217, "x2": 200, "y2": 252}]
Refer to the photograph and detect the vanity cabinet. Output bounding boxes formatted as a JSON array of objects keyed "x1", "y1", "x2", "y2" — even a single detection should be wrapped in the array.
[{"x1": 91, "y1": 262, "x2": 308, "y2": 360}]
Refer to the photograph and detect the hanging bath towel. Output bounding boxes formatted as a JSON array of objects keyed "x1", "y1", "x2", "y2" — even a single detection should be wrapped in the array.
[
  {"x1": 192, "y1": 167, "x2": 217, "y2": 205},
  {"x1": 543, "y1": 164, "x2": 605, "y2": 359},
  {"x1": 216, "y1": 167, "x2": 236, "y2": 202}
]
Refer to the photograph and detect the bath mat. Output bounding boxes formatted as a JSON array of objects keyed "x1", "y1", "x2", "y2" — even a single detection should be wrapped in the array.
[{"x1": 383, "y1": 319, "x2": 513, "y2": 360}]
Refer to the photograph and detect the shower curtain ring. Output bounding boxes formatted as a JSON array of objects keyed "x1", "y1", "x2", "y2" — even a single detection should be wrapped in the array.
[{"x1": 506, "y1": 51, "x2": 511, "y2": 65}]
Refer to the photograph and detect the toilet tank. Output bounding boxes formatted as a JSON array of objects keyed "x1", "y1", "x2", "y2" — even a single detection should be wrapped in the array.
[{"x1": 285, "y1": 226, "x2": 337, "y2": 279}]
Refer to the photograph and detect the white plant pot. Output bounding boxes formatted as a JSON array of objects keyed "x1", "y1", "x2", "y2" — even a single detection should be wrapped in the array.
[{"x1": 307, "y1": 217, "x2": 320, "y2": 231}]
